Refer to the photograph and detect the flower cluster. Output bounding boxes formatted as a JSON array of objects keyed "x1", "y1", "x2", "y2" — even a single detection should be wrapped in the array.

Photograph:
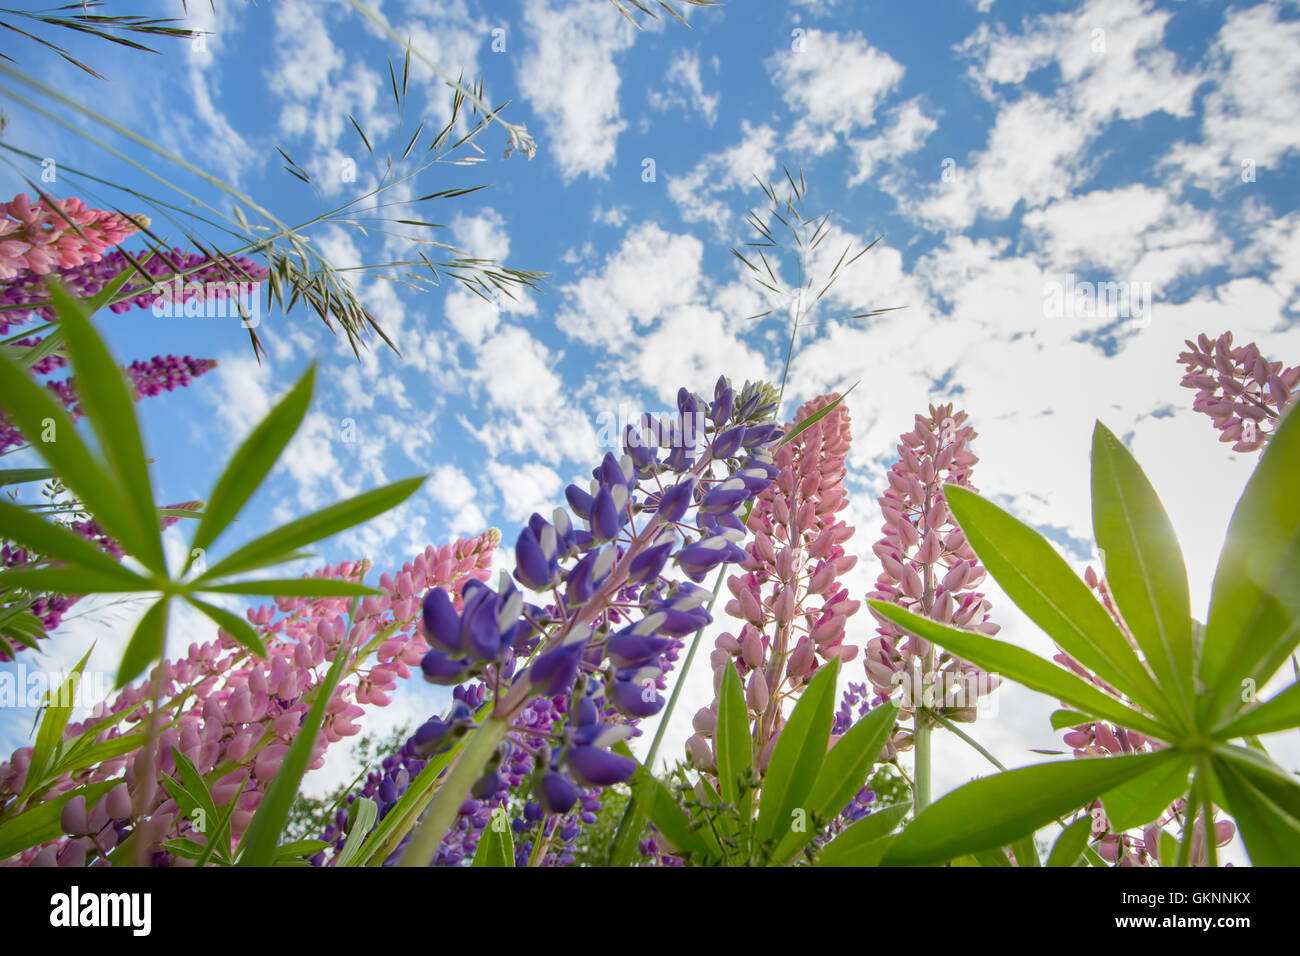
[
  {"x1": 0, "y1": 193, "x2": 143, "y2": 282},
  {"x1": 863, "y1": 405, "x2": 1001, "y2": 753},
  {"x1": 1178, "y1": 331, "x2": 1298, "y2": 452},
  {"x1": 2, "y1": 532, "x2": 497, "y2": 867},
  {"x1": 686, "y1": 393, "x2": 859, "y2": 775},
  {"x1": 0, "y1": 248, "x2": 270, "y2": 334},
  {"x1": 325, "y1": 378, "x2": 780, "y2": 866},
  {"x1": 0, "y1": 356, "x2": 219, "y2": 454}
]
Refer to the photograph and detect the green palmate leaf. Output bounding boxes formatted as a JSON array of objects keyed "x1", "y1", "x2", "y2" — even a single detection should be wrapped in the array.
[
  {"x1": 189, "y1": 367, "x2": 315, "y2": 562},
  {"x1": 715, "y1": 662, "x2": 753, "y2": 816},
  {"x1": 185, "y1": 595, "x2": 267, "y2": 658},
  {"x1": 881, "y1": 751, "x2": 1166, "y2": 867},
  {"x1": 775, "y1": 384, "x2": 856, "y2": 448},
  {"x1": 973, "y1": 847, "x2": 1013, "y2": 867},
  {"x1": 471, "y1": 809, "x2": 515, "y2": 867},
  {"x1": 755, "y1": 659, "x2": 838, "y2": 848},
  {"x1": 0, "y1": 566, "x2": 147, "y2": 594},
  {"x1": 771, "y1": 699, "x2": 900, "y2": 866},
  {"x1": 0, "y1": 342, "x2": 144, "y2": 565},
  {"x1": 21, "y1": 648, "x2": 92, "y2": 799},
  {"x1": 1217, "y1": 682, "x2": 1300, "y2": 739},
  {"x1": 1101, "y1": 754, "x2": 1193, "y2": 831},
  {"x1": 1046, "y1": 817, "x2": 1092, "y2": 867},
  {"x1": 0, "y1": 501, "x2": 142, "y2": 579},
  {"x1": 199, "y1": 579, "x2": 378, "y2": 598},
  {"x1": 1212, "y1": 744, "x2": 1300, "y2": 819},
  {"x1": 334, "y1": 798, "x2": 378, "y2": 868},
  {"x1": 943, "y1": 485, "x2": 1165, "y2": 712},
  {"x1": 868, "y1": 602, "x2": 1170, "y2": 741},
  {"x1": 0, "y1": 781, "x2": 118, "y2": 860},
  {"x1": 1091, "y1": 423, "x2": 1195, "y2": 723},
  {"x1": 52, "y1": 730, "x2": 149, "y2": 778},
  {"x1": 349, "y1": 740, "x2": 464, "y2": 867},
  {"x1": 46, "y1": 281, "x2": 166, "y2": 575},
  {"x1": 117, "y1": 598, "x2": 170, "y2": 688},
  {"x1": 815, "y1": 802, "x2": 909, "y2": 867},
  {"x1": 1202, "y1": 404, "x2": 1300, "y2": 727},
  {"x1": 1212, "y1": 757, "x2": 1300, "y2": 866},
  {"x1": 275, "y1": 839, "x2": 332, "y2": 862},
  {"x1": 196, "y1": 476, "x2": 426, "y2": 583},
  {"x1": 237, "y1": 598, "x2": 360, "y2": 866}
]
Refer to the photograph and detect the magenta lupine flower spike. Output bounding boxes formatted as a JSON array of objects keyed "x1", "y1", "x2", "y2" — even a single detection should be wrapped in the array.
[
  {"x1": 686, "y1": 393, "x2": 859, "y2": 775},
  {"x1": 0, "y1": 193, "x2": 144, "y2": 282},
  {"x1": 0, "y1": 355, "x2": 218, "y2": 454},
  {"x1": 1, "y1": 531, "x2": 498, "y2": 867},
  {"x1": 0, "y1": 248, "x2": 270, "y2": 334},
  {"x1": 1178, "y1": 331, "x2": 1298, "y2": 452},
  {"x1": 863, "y1": 404, "x2": 1000, "y2": 755}
]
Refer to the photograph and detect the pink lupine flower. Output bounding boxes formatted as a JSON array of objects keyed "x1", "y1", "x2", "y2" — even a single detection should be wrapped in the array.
[
  {"x1": 0, "y1": 193, "x2": 144, "y2": 282},
  {"x1": 688, "y1": 393, "x2": 859, "y2": 773},
  {"x1": 863, "y1": 404, "x2": 1001, "y2": 755},
  {"x1": 1178, "y1": 331, "x2": 1298, "y2": 452},
  {"x1": 1, "y1": 531, "x2": 499, "y2": 867}
]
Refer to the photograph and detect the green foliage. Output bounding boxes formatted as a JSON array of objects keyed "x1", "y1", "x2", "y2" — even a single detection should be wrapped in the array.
[
  {"x1": 0, "y1": 282, "x2": 425, "y2": 688},
  {"x1": 868, "y1": 412, "x2": 1300, "y2": 866}
]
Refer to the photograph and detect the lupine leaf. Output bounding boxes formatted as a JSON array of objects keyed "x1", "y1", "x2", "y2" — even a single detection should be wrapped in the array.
[
  {"x1": 771, "y1": 699, "x2": 899, "y2": 865},
  {"x1": 334, "y1": 798, "x2": 378, "y2": 868},
  {"x1": 881, "y1": 752, "x2": 1164, "y2": 867},
  {"x1": 943, "y1": 484, "x2": 1166, "y2": 712},
  {"x1": 868, "y1": 602, "x2": 1170, "y2": 741},
  {"x1": 1201, "y1": 404, "x2": 1300, "y2": 726},
  {"x1": 1051, "y1": 709, "x2": 1094, "y2": 731},
  {"x1": 1046, "y1": 817, "x2": 1092, "y2": 867},
  {"x1": 196, "y1": 476, "x2": 425, "y2": 582},
  {"x1": 199, "y1": 579, "x2": 378, "y2": 597},
  {"x1": 47, "y1": 281, "x2": 166, "y2": 575},
  {"x1": 116, "y1": 598, "x2": 170, "y2": 688},
  {"x1": 237, "y1": 599, "x2": 360, "y2": 866},
  {"x1": 715, "y1": 662, "x2": 752, "y2": 818},
  {"x1": 0, "y1": 500, "x2": 141, "y2": 579},
  {"x1": 471, "y1": 809, "x2": 515, "y2": 867},
  {"x1": 20, "y1": 648, "x2": 92, "y2": 800},
  {"x1": 0, "y1": 781, "x2": 117, "y2": 861},
  {"x1": 0, "y1": 467, "x2": 58, "y2": 485},
  {"x1": 1213, "y1": 758, "x2": 1300, "y2": 866},
  {"x1": 0, "y1": 566, "x2": 147, "y2": 594},
  {"x1": 1217, "y1": 682, "x2": 1300, "y2": 741},
  {"x1": 0, "y1": 342, "x2": 144, "y2": 566},
  {"x1": 814, "y1": 802, "x2": 909, "y2": 867},
  {"x1": 755, "y1": 659, "x2": 837, "y2": 847},
  {"x1": 189, "y1": 367, "x2": 315, "y2": 559},
  {"x1": 1100, "y1": 754, "x2": 1192, "y2": 831},
  {"x1": 185, "y1": 595, "x2": 267, "y2": 658},
  {"x1": 1091, "y1": 423, "x2": 1194, "y2": 723}
]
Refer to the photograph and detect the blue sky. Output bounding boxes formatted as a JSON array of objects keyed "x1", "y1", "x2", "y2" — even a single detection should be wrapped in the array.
[{"x1": 2, "y1": 0, "x2": 1299, "y2": 854}]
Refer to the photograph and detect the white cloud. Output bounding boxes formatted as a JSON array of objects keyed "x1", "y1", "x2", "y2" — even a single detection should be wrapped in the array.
[
  {"x1": 1161, "y1": 4, "x2": 1300, "y2": 191},
  {"x1": 768, "y1": 29, "x2": 905, "y2": 154},
  {"x1": 647, "y1": 49, "x2": 719, "y2": 125},
  {"x1": 486, "y1": 460, "x2": 563, "y2": 521},
  {"x1": 427, "y1": 463, "x2": 487, "y2": 534},
  {"x1": 667, "y1": 122, "x2": 779, "y2": 232},
  {"x1": 848, "y1": 99, "x2": 938, "y2": 187},
  {"x1": 517, "y1": 0, "x2": 638, "y2": 180}
]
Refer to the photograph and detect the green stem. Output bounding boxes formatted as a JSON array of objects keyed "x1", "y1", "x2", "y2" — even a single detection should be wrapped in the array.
[
  {"x1": 1175, "y1": 780, "x2": 1199, "y2": 868},
  {"x1": 397, "y1": 716, "x2": 508, "y2": 867},
  {"x1": 929, "y1": 711, "x2": 1005, "y2": 771},
  {"x1": 913, "y1": 707, "x2": 932, "y2": 814}
]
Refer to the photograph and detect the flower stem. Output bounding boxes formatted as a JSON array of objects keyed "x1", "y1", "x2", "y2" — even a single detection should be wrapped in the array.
[{"x1": 397, "y1": 716, "x2": 508, "y2": 867}]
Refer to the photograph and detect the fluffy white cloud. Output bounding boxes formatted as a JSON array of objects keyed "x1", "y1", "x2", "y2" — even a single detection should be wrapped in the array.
[
  {"x1": 427, "y1": 463, "x2": 487, "y2": 534},
  {"x1": 517, "y1": 0, "x2": 638, "y2": 180},
  {"x1": 648, "y1": 50, "x2": 720, "y2": 125},
  {"x1": 666, "y1": 122, "x2": 779, "y2": 232}
]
